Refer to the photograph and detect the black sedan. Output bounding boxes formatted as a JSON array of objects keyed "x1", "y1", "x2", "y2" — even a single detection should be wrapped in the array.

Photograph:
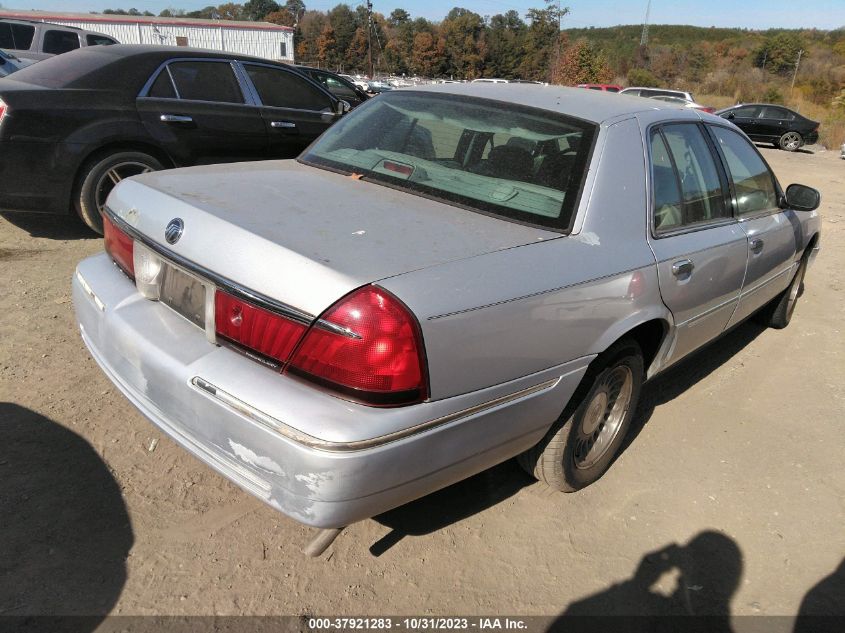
[
  {"x1": 294, "y1": 65, "x2": 369, "y2": 107},
  {"x1": 716, "y1": 103, "x2": 819, "y2": 152},
  {"x1": 0, "y1": 45, "x2": 349, "y2": 233}
]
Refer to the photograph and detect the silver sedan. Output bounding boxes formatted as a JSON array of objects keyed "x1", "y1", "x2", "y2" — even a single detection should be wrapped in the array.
[{"x1": 73, "y1": 85, "x2": 821, "y2": 552}]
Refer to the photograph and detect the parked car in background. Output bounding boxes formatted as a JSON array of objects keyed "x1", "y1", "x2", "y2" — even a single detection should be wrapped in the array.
[
  {"x1": 577, "y1": 83, "x2": 622, "y2": 92},
  {"x1": 471, "y1": 78, "x2": 509, "y2": 84},
  {"x1": 73, "y1": 85, "x2": 820, "y2": 551},
  {"x1": 366, "y1": 80, "x2": 393, "y2": 93},
  {"x1": 0, "y1": 17, "x2": 117, "y2": 61},
  {"x1": 648, "y1": 94, "x2": 715, "y2": 113},
  {"x1": 620, "y1": 86, "x2": 695, "y2": 102},
  {"x1": 840, "y1": 142, "x2": 844, "y2": 159},
  {"x1": 716, "y1": 103, "x2": 819, "y2": 151},
  {"x1": 0, "y1": 48, "x2": 32, "y2": 77},
  {"x1": 295, "y1": 65, "x2": 369, "y2": 107},
  {"x1": 0, "y1": 44, "x2": 349, "y2": 233}
]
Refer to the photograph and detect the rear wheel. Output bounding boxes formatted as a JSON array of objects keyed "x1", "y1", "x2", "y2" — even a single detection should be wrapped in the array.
[
  {"x1": 518, "y1": 339, "x2": 644, "y2": 491},
  {"x1": 759, "y1": 255, "x2": 808, "y2": 329},
  {"x1": 779, "y1": 131, "x2": 803, "y2": 152},
  {"x1": 75, "y1": 151, "x2": 163, "y2": 234}
]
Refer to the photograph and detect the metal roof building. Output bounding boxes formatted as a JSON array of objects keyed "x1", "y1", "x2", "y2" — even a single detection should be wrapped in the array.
[{"x1": 0, "y1": 10, "x2": 294, "y2": 62}]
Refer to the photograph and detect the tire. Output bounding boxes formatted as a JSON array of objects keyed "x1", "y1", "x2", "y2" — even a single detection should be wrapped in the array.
[
  {"x1": 518, "y1": 338, "x2": 644, "y2": 492},
  {"x1": 778, "y1": 131, "x2": 803, "y2": 152},
  {"x1": 75, "y1": 151, "x2": 163, "y2": 234},
  {"x1": 760, "y1": 255, "x2": 808, "y2": 329}
]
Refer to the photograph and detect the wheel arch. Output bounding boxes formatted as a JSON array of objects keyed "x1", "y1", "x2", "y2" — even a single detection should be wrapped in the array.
[
  {"x1": 591, "y1": 313, "x2": 673, "y2": 380},
  {"x1": 70, "y1": 141, "x2": 176, "y2": 205}
]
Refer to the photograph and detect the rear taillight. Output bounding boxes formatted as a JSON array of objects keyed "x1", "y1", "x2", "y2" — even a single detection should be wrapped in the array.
[
  {"x1": 103, "y1": 213, "x2": 135, "y2": 279},
  {"x1": 0, "y1": 98, "x2": 7, "y2": 126},
  {"x1": 286, "y1": 286, "x2": 427, "y2": 405},
  {"x1": 214, "y1": 290, "x2": 308, "y2": 365}
]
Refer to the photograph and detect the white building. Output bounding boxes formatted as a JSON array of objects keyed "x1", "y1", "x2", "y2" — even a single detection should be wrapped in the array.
[{"x1": 0, "y1": 9, "x2": 294, "y2": 62}]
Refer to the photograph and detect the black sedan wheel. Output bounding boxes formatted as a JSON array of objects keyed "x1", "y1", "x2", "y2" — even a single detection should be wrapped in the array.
[
  {"x1": 779, "y1": 131, "x2": 803, "y2": 152},
  {"x1": 75, "y1": 151, "x2": 163, "y2": 234},
  {"x1": 518, "y1": 338, "x2": 644, "y2": 491}
]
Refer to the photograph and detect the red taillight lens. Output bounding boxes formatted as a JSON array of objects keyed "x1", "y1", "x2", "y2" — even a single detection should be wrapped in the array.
[
  {"x1": 0, "y1": 98, "x2": 8, "y2": 125},
  {"x1": 287, "y1": 286, "x2": 427, "y2": 405},
  {"x1": 103, "y1": 213, "x2": 135, "y2": 278},
  {"x1": 214, "y1": 290, "x2": 308, "y2": 365}
]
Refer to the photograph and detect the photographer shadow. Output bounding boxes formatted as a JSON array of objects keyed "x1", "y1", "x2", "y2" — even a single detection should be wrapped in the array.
[
  {"x1": 553, "y1": 531, "x2": 743, "y2": 632},
  {"x1": 0, "y1": 403, "x2": 133, "y2": 628}
]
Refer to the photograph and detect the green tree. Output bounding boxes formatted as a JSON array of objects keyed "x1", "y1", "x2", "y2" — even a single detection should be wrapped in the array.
[
  {"x1": 627, "y1": 67, "x2": 660, "y2": 86},
  {"x1": 755, "y1": 33, "x2": 805, "y2": 74},
  {"x1": 389, "y1": 8, "x2": 410, "y2": 27},
  {"x1": 243, "y1": 0, "x2": 281, "y2": 21}
]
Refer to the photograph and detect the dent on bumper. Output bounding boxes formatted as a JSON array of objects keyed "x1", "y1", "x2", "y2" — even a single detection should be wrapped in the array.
[{"x1": 73, "y1": 253, "x2": 590, "y2": 527}]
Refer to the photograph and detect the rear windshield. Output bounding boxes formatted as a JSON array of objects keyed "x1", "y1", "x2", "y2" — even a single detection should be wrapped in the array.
[
  {"x1": 301, "y1": 92, "x2": 596, "y2": 231},
  {"x1": 7, "y1": 46, "x2": 134, "y2": 89}
]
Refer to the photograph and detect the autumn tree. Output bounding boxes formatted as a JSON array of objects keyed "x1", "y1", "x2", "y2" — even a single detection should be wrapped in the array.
[{"x1": 552, "y1": 38, "x2": 612, "y2": 85}]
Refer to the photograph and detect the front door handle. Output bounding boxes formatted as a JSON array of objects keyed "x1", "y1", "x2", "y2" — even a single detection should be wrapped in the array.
[
  {"x1": 671, "y1": 259, "x2": 694, "y2": 277},
  {"x1": 750, "y1": 238, "x2": 765, "y2": 253},
  {"x1": 160, "y1": 114, "x2": 193, "y2": 123},
  {"x1": 271, "y1": 121, "x2": 297, "y2": 129}
]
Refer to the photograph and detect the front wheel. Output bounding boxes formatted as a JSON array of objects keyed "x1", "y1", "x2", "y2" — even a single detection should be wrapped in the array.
[
  {"x1": 75, "y1": 151, "x2": 163, "y2": 234},
  {"x1": 779, "y1": 131, "x2": 803, "y2": 152},
  {"x1": 518, "y1": 339, "x2": 644, "y2": 491}
]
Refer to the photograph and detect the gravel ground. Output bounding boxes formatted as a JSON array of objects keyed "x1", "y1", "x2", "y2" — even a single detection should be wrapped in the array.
[{"x1": 0, "y1": 146, "x2": 843, "y2": 624}]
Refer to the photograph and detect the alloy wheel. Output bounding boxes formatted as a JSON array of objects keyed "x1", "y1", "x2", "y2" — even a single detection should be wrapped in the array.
[
  {"x1": 573, "y1": 365, "x2": 634, "y2": 470},
  {"x1": 94, "y1": 161, "x2": 155, "y2": 213}
]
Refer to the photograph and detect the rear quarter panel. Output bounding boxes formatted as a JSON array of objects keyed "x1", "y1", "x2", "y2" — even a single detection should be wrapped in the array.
[{"x1": 380, "y1": 117, "x2": 669, "y2": 400}]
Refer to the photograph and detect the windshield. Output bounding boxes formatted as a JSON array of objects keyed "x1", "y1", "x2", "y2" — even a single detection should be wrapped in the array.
[{"x1": 301, "y1": 91, "x2": 597, "y2": 231}]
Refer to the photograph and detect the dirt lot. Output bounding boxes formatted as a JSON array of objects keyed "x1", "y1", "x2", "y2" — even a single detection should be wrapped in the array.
[{"x1": 1, "y1": 146, "x2": 843, "y2": 624}]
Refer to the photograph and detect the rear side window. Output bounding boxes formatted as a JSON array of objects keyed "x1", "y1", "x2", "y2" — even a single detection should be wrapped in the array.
[
  {"x1": 760, "y1": 106, "x2": 795, "y2": 121},
  {"x1": 86, "y1": 34, "x2": 116, "y2": 46},
  {"x1": 168, "y1": 61, "x2": 244, "y2": 103},
  {"x1": 148, "y1": 69, "x2": 177, "y2": 99},
  {"x1": 43, "y1": 30, "x2": 81, "y2": 55},
  {"x1": 651, "y1": 133, "x2": 683, "y2": 232},
  {"x1": 0, "y1": 22, "x2": 35, "y2": 50},
  {"x1": 652, "y1": 124, "x2": 729, "y2": 232},
  {"x1": 710, "y1": 126, "x2": 779, "y2": 216},
  {"x1": 605, "y1": 87, "x2": 619, "y2": 93},
  {"x1": 245, "y1": 64, "x2": 331, "y2": 111}
]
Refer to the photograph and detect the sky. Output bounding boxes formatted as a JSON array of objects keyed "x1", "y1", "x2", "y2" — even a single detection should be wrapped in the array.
[{"x1": 1, "y1": 0, "x2": 843, "y2": 29}]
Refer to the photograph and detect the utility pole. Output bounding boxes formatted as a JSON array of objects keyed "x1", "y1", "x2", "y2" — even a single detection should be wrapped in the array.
[
  {"x1": 790, "y1": 49, "x2": 804, "y2": 97},
  {"x1": 366, "y1": 0, "x2": 374, "y2": 79},
  {"x1": 640, "y1": 0, "x2": 651, "y2": 46}
]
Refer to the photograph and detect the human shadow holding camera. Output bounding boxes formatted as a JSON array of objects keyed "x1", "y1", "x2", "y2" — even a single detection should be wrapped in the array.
[{"x1": 554, "y1": 530, "x2": 743, "y2": 633}]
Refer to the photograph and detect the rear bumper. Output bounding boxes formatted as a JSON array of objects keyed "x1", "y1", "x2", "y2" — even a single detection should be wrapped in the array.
[
  {"x1": 73, "y1": 253, "x2": 590, "y2": 528},
  {"x1": 0, "y1": 140, "x2": 76, "y2": 214},
  {"x1": 804, "y1": 130, "x2": 819, "y2": 146}
]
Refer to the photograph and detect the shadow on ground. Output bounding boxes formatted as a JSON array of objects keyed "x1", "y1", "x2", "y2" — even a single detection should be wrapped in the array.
[
  {"x1": 0, "y1": 403, "x2": 133, "y2": 628},
  {"x1": 370, "y1": 320, "x2": 767, "y2": 556},
  {"x1": 0, "y1": 211, "x2": 97, "y2": 241}
]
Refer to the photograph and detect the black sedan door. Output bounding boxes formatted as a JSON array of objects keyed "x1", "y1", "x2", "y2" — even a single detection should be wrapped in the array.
[
  {"x1": 240, "y1": 62, "x2": 340, "y2": 159},
  {"x1": 755, "y1": 105, "x2": 793, "y2": 142},
  {"x1": 721, "y1": 105, "x2": 763, "y2": 141},
  {"x1": 136, "y1": 59, "x2": 267, "y2": 166}
]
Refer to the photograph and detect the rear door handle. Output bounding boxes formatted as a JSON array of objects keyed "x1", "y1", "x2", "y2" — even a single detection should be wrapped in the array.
[
  {"x1": 160, "y1": 114, "x2": 193, "y2": 123},
  {"x1": 671, "y1": 259, "x2": 694, "y2": 277},
  {"x1": 750, "y1": 238, "x2": 765, "y2": 253},
  {"x1": 271, "y1": 121, "x2": 297, "y2": 129}
]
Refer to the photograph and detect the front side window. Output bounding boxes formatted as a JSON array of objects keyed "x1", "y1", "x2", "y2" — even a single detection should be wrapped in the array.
[
  {"x1": 710, "y1": 125, "x2": 779, "y2": 216},
  {"x1": 245, "y1": 64, "x2": 331, "y2": 111},
  {"x1": 168, "y1": 61, "x2": 244, "y2": 103},
  {"x1": 301, "y1": 92, "x2": 596, "y2": 231},
  {"x1": 0, "y1": 22, "x2": 35, "y2": 50},
  {"x1": 726, "y1": 105, "x2": 760, "y2": 119},
  {"x1": 652, "y1": 124, "x2": 729, "y2": 232},
  {"x1": 43, "y1": 30, "x2": 81, "y2": 55}
]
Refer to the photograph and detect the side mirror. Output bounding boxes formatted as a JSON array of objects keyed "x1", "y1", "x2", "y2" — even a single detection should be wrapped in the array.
[
  {"x1": 785, "y1": 183, "x2": 821, "y2": 211},
  {"x1": 726, "y1": 112, "x2": 735, "y2": 119},
  {"x1": 334, "y1": 99, "x2": 351, "y2": 116}
]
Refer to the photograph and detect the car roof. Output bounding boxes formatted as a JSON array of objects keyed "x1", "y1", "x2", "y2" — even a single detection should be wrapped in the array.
[{"x1": 405, "y1": 83, "x2": 678, "y2": 124}]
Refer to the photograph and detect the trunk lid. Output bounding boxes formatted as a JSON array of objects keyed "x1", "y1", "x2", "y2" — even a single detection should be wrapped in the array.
[{"x1": 108, "y1": 160, "x2": 559, "y2": 316}]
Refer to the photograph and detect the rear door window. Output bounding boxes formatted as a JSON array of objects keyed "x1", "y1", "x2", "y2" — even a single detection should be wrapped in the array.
[
  {"x1": 0, "y1": 22, "x2": 35, "y2": 50},
  {"x1": 652, "y1": 124, "x2": 729, "y2": 232},
  {"x1": 43, "y1": 30, "x2": 81, "y2": 55},
  {"x1": 147, "y1": 68, "x2": 177, "y2": 99},
  {"x1": 709, "y1": 125, "x2": 779, "y2": 216},
  {"x1": 168, "y1": 61, "x2": 244, "y2": 103},
  {"x1": 245, "y1": 64, "x2": 332, "y2": 111},
  {"x1": 759, "y1": 106, "x2": 795, "y2": 121}
]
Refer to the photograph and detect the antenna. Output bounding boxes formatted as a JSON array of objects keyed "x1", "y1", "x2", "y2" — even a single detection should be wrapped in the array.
[{"x1": 640, "y1": 0, "x2": 651, "y2": 46}]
